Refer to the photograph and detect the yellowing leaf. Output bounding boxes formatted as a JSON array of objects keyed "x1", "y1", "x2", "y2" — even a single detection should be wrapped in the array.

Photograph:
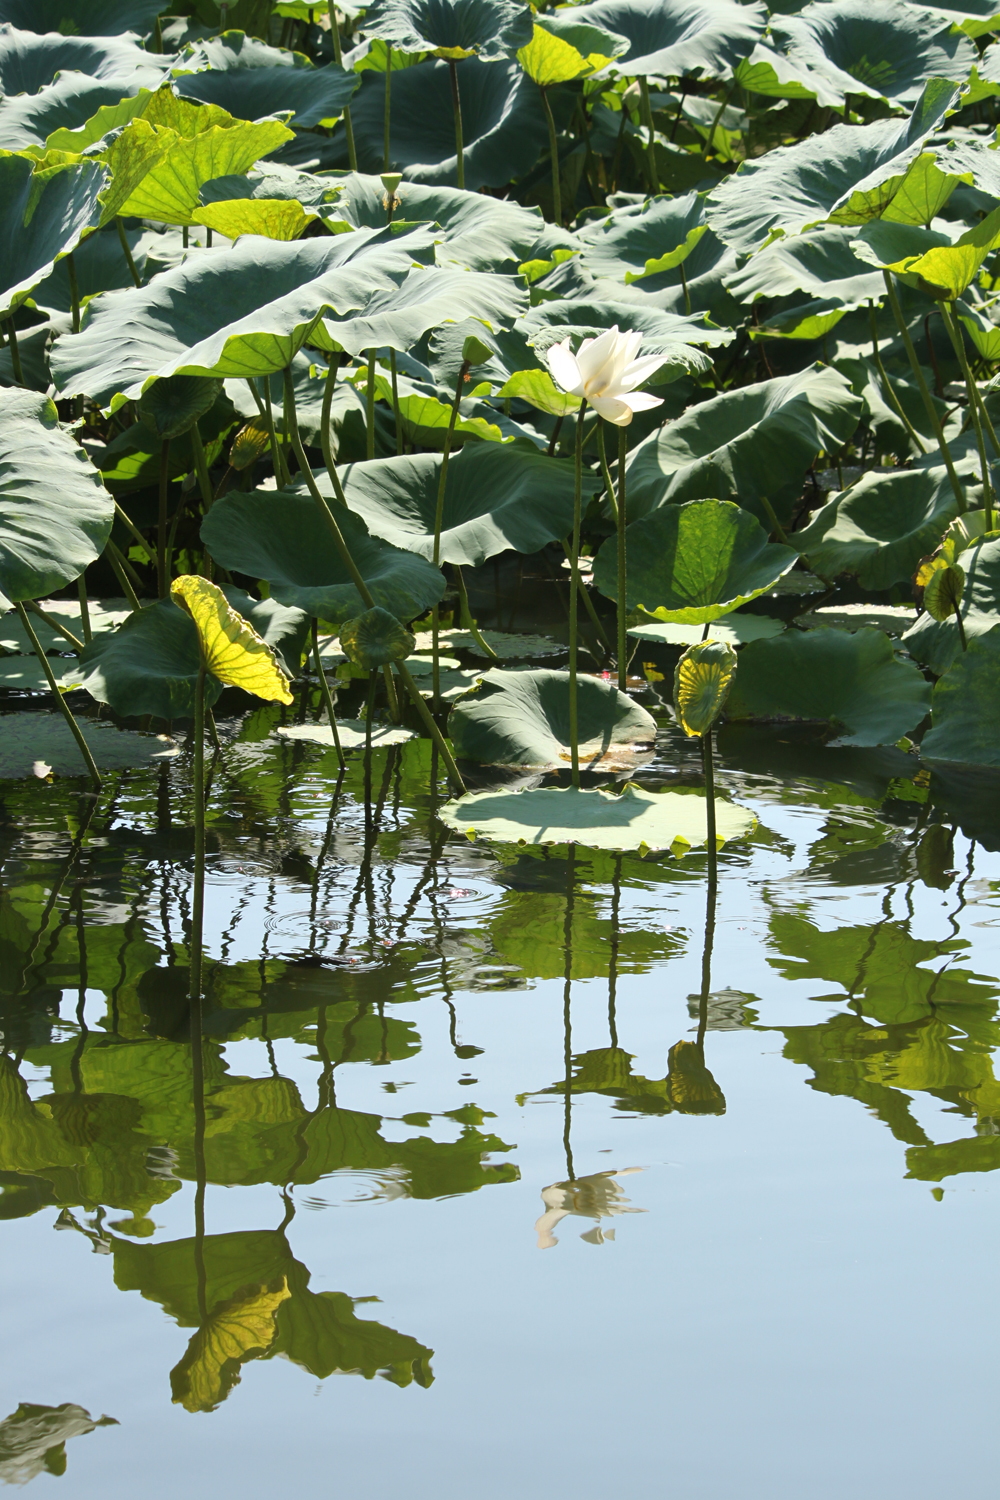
[
  {"x1": 885, "y1": 203, "x2": 1000, "y2": 299},
  {"x1": 171, "y1": 575, "x2": 294, "y2": 703},
  {"x1": 191, "y1": 198, "x2": 318, "y2": 242},
  {"x1": 499, "y1": 368, "x2": 580, "y2": 417},
  {"x1": 518, "y1": 24, "x2": 608, "y2": 85},
  {"x1": 673, "y1": 639, "x2": 736, "y2": 737},
  {"x1": 170, "y1": 1277, "x2": 291, "y2": 1413}
]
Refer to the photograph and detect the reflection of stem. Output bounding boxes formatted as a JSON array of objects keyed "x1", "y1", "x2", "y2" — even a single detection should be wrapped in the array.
[
  {"x1": 191, "y1": 983, "x2": 208, "y2": 1324},
  {"x1": 608, "y1": 853, "x2": 621, "y2": 1049},
  {"x1": 882, "y1": 271, "x2": 965, "y2": 512},
  {"x1": 189, "y1": 663, "x2": 206, "y2": 1004},
  {"x1": 702, "y1": 730, "x2": 717, "y2": 892},
  {"x1": 696, "y1": 866, "x2": 717, "y2": 1056},
  {"x1": 364, "y1": 672, "x2": 377, "y2": 765},
  {"x1": 449, "y1": 59, "x2": 465, "y2": 192},
  {"x1": 569, "y1": 399, "x2": 587, "y2": 786},
  {"x1": 562, "y1": 847, "x2": 576, "y2": 1182},
  {"x1": 16, "y1": 603, "x2": 101, "y2": 789},
  {"x1": 432, "y1": 363, "x2": 468, "y2": 709}
]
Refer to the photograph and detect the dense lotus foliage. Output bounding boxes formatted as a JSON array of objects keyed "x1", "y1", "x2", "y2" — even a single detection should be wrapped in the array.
[{"x1": 1, "y1": 0, "x2": 1000, "y2": 847}]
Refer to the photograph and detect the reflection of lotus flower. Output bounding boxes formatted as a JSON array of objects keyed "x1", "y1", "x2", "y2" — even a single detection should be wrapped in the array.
[
  {"x1": 535, "y1": 1167, "x2": 645, "y2": 1248},
  {"x1": 546, "y1": 325, "x2": 664, "y2": 425}
]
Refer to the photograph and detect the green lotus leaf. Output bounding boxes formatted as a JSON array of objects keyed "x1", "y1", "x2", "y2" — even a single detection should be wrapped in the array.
[
  {"x1": 921, "y1": 626, "x2": 1000, "y2": 766},
  {"x1": 517, "y1": 13, "x2": 629, "y2": 86},
  {"x1": 138, "y1": 374, "x2": 223, "y2": 442},
  {"x1": 172, "y1": 32, "x2": 359, "y2": 128},
  {"x1": 0, "y1": 389, "x2": 114, "y2": 605},
  {"x1": 901, "y1": 535, "x2": 1000, "y2": 674},
  {"x1": 724, "y1": 225, "x2": 884, "y2": 310},
  {"x1": 97, "y1": 391, "x2": 239, "y2": 492},
  {"x1": 0, "y1": 75, "x2": 161, "y2": 152},
  {"x1": 447, "y1": 666, "x2": 655, "y2": 770},
  {"x1": 355, "y1": 368, "x2": 509, "y2": 447},
  {"x1": 751, "y1": 300, "x2": 846, "y2": 342},
  {"x1": 0, "y1": 0, "x2": 166, "y2": 33},
  {"x1": 438, "y1": 782, "x2": 756, "y2": 852},
  {"x1": 770, "y1": 0, "x2": 976, "y2": 107},
  {"x1": 705, "y1": 79, "x2": 959, "y2": 254},
  {"x1": 359, "y1": 0, "x2": 534, "y2": 62},
  {"x1": 862, "y1": 205, "x2": 1000, "y2": 300},
  {"x1": 726, "y1": 628, "x2": 932, "y2": 746},
  {"x1": 518, "y1": 296, "x2": 731, "y2": 383},
  {"x1": 595, "y1": 499, "x2": 796, "y2": 621},
  {"x1": 50, "y1": 226, "x2": 434, "y2": 404},
  {"x1": 498, "y1": 368, "x2": 579, "y2": 417},
  {"x1": 796, "y1": 463, "x2": 965, "y2": 590},
  {"x1": 923, "y1": 561, "x2": 966, "y2": 622},
  {"x1": 923, "y1": 2, "x2": 1000, "y2": 39},
  {"x1": 191, "y1": 197, "x2": 317, "y2": 240},
  {"x1": 673, "y1": 638, "x2": 736, "y2": 736},
  {"x1": 65, "y1": 588, "x2": 309, "y2": 720},
  {"x1": 628, "y1": 615, "x2": 783, "y2": 648},
  {"x1": 201, "y1": 486, "x2": 446, "y2": 624},
  {"x1": 325, "y1": 171, "x2": 543, "y2": 272},
  {"x1": 326, "y1": 58, "x2": 556, "y2": 190},
  {"x1": 577, "y1": 193, "x2": 708, "y2": 284},
  {"x1": 0, "y1": 22, "x2": 157, "y2": 94},
  {"x1": 315, "y1": 265, "x2": 528, "y2": 357},
  {"x1": 340, "y1": 607, "x2": 415, "y2": 669},
  {"x1": 0, "y1": 712, "x2": 179, "y2": 779},
  {"x1": 733, "y1": 41, "x2": 840, "y2": 104},
  {"x1": 622, "y1": 366, "x2": 862, "y2": 526},
  {"x1": 0, "y1": 152, "x2": 107, "y2": 317},
  {"x1": 340, "y1": 444, "x2": 601, "y2": 567},
  {"x1": 570, "y1": 0, "x2": 766, "y2": 80}
]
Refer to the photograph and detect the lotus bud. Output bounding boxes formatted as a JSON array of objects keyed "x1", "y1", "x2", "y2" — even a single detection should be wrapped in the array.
[
  {"x1": 461, "y1": 334, "x2": 493, "y2": 367},
  {"x1": 622, "y1": 81, "x2": 641, "y2": 114}
]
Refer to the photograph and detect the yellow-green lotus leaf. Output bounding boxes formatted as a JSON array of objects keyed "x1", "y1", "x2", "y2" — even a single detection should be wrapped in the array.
[
  {"x1": 673, "y1": 639, "x2": 736, "y2": 737},
  {"x1": 171, "y1": 575, "x2": 294, "y2": 703},
  {"x1": 518, "y1": 24, "x2": 610, "y2": 85},
  {"x1": 170, "y1": 1277, "x2": 291, "y2": 1413},
  {"x1": 229, "y1": 418, "x2": 270, "y2": 470},
  {"x1": 923, "y1": 562, "x2": 965, "y2": 621},
  {"x1": 885, "y1": 203, "x2": 1000, "y2": 299},
  {"x1": 191, "y1": 198, "x2": 318, "y2": 242}
]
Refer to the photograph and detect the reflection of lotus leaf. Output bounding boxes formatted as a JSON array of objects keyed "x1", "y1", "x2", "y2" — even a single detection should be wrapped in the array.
[
  {"x1": 535, "y1": 1167, "x2": 644, "y2": 1249},
  {"x1": 0, "y1": 1402, "x2": 117, "y2": 1486},
  {"x1": 171, "y1": 1277, "x2": 291, "y2": 1413}
]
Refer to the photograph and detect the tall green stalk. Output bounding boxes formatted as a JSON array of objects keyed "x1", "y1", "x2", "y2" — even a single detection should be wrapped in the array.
[
  {"x1": 868, "y1": 299, "x2": 926, "y2": 453},
  {"x1": 4, "y1": 316, "x2": 23, "y2": 386},
  {"x1": 454, "y1": 565, "x2": 498, "y2": 659},
  {"x1": 16, "y1": 601, "x2": 101, "y2": 789},
  {"x1": 702, "y1": 730, "x2": 717, "y2": 891},
  {"x1": 66, "y1": 252, "x2": 81, "y2": 334},
  {"x1": 116, "y1": 218, "x2": 142, "y2": 288},
  {"x1": 77, "y1": 574, "x2": 92, "y2": 645},
  {"x1": 366, "y1": 349, "x2": 377, "y2": 460},
  {"x1": 617, "y1": 425, "x2": 628, "y2": 692},
  {"x1": 157, "y1": 439, "x2": 171, "y2": 597},
  {"x1": 389, "y1": 348, "x2": 403, "y2": 454},
  {"x1": 328, "y1": 0, "x2": 357, "y2": 171},
  {"x1": 311, "y1": 618, "x2": 346, "y2": 770},
  {"x1": 883, "y1": 270, "x2": 965, "y2": 512},
  {"x1": 569, "y1": 398, "x2": 587, "y2": 787},
  {"x1": 431, "y1": 361, "x2": 468, "y2": 709},
  {"x1": 638, "y1": 76, "x2": 658, "y2": 195},
  {"x1": 540, "y1": 86, "x2": 561, "y2": 223},
  {"x1": 321, "y1": 351, "x2": 340, "y2": 481},
  {"x1": 939, "y1": 299, "x2": 994, "y2": 531},
  {"x1": 282, "y1": 365, "x2": 466, "y2": 793},
  {"x1": 383, "y1": 44, "x2": 392, "y2": 172},
  {"x1": 189, "y1": 662, "x2": 206, "y2": 1003},
  {"x1": 449, "y1": 59, "x2": 465, "y2": 191}
]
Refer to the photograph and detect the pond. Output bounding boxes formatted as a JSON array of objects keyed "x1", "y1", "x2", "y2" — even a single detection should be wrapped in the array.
[{"x1": 1, "y1": 599, "x2": 997, "y2": 1498}]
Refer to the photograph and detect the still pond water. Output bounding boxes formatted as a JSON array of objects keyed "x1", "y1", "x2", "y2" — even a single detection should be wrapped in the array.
[{"x1": 1, "y1": 601, "x2": 998, "y2": 1498}]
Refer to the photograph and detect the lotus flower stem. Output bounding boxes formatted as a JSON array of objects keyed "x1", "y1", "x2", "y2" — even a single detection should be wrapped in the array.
[
  {"x1": 24, "y1": 599, "x2": 84, "y2": 653},
  {"x1": 389, "y1": 348, "x2": 403, "y2": 454},
  {"x1": 310, "y1": 618, "x2": 346, "y2": 770},
  {"x1": 939, "y1": 300, "x2": 993, "y2": 531},
  {"x1": 328, "y1": 1, "x2": 357, "y2": 171},
  {"x1": 115, "y1": 218, "x2": 142, "y2": 289},
  {"x1": 77, "y1": 575, "x2": 92, "y2": 644},
  {"x1": 569, "y1": 398, "x2": 587, "y2": 786},
  {"x1": 283, "y1": 365, "x2": 466, "y2": 793},
  {"x1": 16, "y1": 601, "x2": 101, "y2": 790},
  {"x1": 638, "y1": 77, "x2": 658, "y2": 195},
  {"x1": 431, "y1": 361, "x2": 468, "y2": 708},
  {"x1": 157, "y1": 439, "x2": 171, "y2": 597},
  {"x1": 617, "y1": 424, "x2": 628, "y2": 691},
  {"x1": 104, "y1": 539, "x2": 142, "y2": 612},
  {"x1": 3, "y1": 316, "x2": 23, "y2": 385},
  {"x1": 454, "y1": 565, "x2": 498, "y2": 659},
  {"x1": 868, "y1": 300, "x2": 926, "y2": 453},
  {"x1": 540, "y1": 86, "x2": 561, "y2": 223},
  {"x1": 882, "y1": 271, "x2": 965, "y2": 513},
  {"x1": 366, "y1": 349, "x2": 377, "y2": 460},
  {"x1": 702, "y1": 730, "x2": 717, "y2": 891},
  {"x1": 595, "y1": 419, "x2": 618, "y2": 524},
  {"x1": 559, "y1": 534, "x2": 611, "y2": 653},
  {"x1": 66, "y1": 252, "x2": 81, "y2": 334},
  {"x1": 383, "y1": 44, "x2": 392, "y2": 173},
  {"x1": 189, "y1": 662, "x2": 206, "y2": 1003},
  {"x1": 449, "y1": 60, "x2": 465, "y2": 191}
]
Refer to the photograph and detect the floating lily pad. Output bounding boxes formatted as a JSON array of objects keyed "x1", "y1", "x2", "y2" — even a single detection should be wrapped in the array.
[
  {"x1": 726, "y1": 628, "x2": 931, "y2": 746},
  {"x1": 448, "y1": 667, "x2": 656, "y2": 771},
  {"x1": 921, "y1": 626, "x2": 1000, "y2": 767},
  {"x1": 0, "y1": 598, "x2": 130, "y2": 655},
  {"x1": 628, "y1": 615, "x2": 783, "y2": 647},
  {"x1": 594, "y1": 499, "x2": 797, "y2": 622},
  {"x1": 277, "y1": 721, "x2": 417, "y2": 750},
  {"x1": 413, "y1": 629, "x2": 564, "y2": 659},
  {"x1": 0, "y1": 659, "x2": 72, "y2": 693},
  {"x1": 0, "y1": 712, "x2": 179, "y2": 779},
  {"x1": 438, "y1": 783, "x2": 757, "y2": 853},
  {"x1": 800, "y1": 604, "x2": 919, "y2": 635},
  {"x1": 411, "y1": 666, "x2": 486, "y2": 701}
]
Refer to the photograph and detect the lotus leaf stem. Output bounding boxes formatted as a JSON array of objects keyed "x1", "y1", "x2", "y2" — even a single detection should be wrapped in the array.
[
  {"x1": 66, "y1": 252, "x2": 81, "y2": 334},
  {"x1": 116, "y1": 218, "x2": 142, "y2": 288},
  {"x1": 448, "y1": 58, "x2": 466, "y2": 192},
  {"x1": 560, "y1": 535, "x2": 611, "y2": 653},
  {"x1": 638, "y1": 77, "x2": 658, "y2": 194},
  {"x1": 867, "y1": 299, "x2": 926, "y2": 454},
  {"x1": 569, "y1": 397, "x2": 587, "y2": 786},
  {"x1": 384, "y1": 44, "x2": 392, "y2": 173},
  {"x1": 104, "y1": 539, "x2": 143, "y2": 611},
  {"x1": 25, "y1": 599, "x2": 84, "y2": 653},
  {"x1": 702, "y1": 730, "x2": 717, "y2": 891},
  {"x1": 680, "y1": 261, "x2": 691, "y2": 316},
  {"x1": 77, "y1": 575, "x2": 92, "y2": 645},
  {"x1": 954, "y1": 598, "x2": 968, "y2": 652},
  {"x1": 189, "y1": 420, "x2": 214, "y2": 512},
  {"x1": 157, "y1": 439, "x2": 170, "y2": 597},
  {"x1": 16, "y1": 601, "x2": 101, "y2": 789},
  {"x1": 366, "y1": 349, "x2": 377, "y2": 460},
  {"x1": 311, "y1": 618, "x2": 346, "y2": 770},
  {"x1": 939, "y1": 300, "x2": 993, "y2": 531},
  {"x1": 617, "y1": 424, "x2": 628, "y2": 692},
  {"x1": 540, "y1": 86, "x2": 561, "y2": 224},
  {"x1": 364, "y1": 672, "x2": 377, "y2": 761},
  {"x1": 113, "y1": 501, "x2": 153, "y2": 562},
  {"x1": 702, "y1": 85, "x2": 735, "y2": 162},
  {"x1": 258, "y1": 376, "x2": 289, "y2": 487},
  {"x1": 432, "y1": 361, "x2": 468, "y2": 708},
  {"x1": 282, "y1": 364, "x2": 466, "y2": 793},
  {"x1": 328, "y1": 1, "x2": 357, "y2": 171},
  {"x1": 882, "y1": 271, "x2": 966, "y2": 513},
  {"x1": 454, "y1": 565, "x2": 498, "y2": 659},
  {"x1": 189, "y1": 661, "x2": 206, "y2": 1003},
  {"x1": 4, "y1": 316, "x2": 23, "y2": 385},
  {"x1": 320, "y1": 351, "x2": 340, "y2": 484},
  {"x1": 382, "y1": 664, "x2": 400, "y2": 720},
  {"x1": 389, "y1": 348, "x2": 403, "y2": 454},
  {"x1": 758, "y1": 493, "x2": 789, "y2": 545}
]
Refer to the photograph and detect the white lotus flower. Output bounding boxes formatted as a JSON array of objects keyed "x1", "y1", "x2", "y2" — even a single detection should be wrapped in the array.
[{"x1": 545, "y1": 324, "x2": 664, "y2": 426}]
